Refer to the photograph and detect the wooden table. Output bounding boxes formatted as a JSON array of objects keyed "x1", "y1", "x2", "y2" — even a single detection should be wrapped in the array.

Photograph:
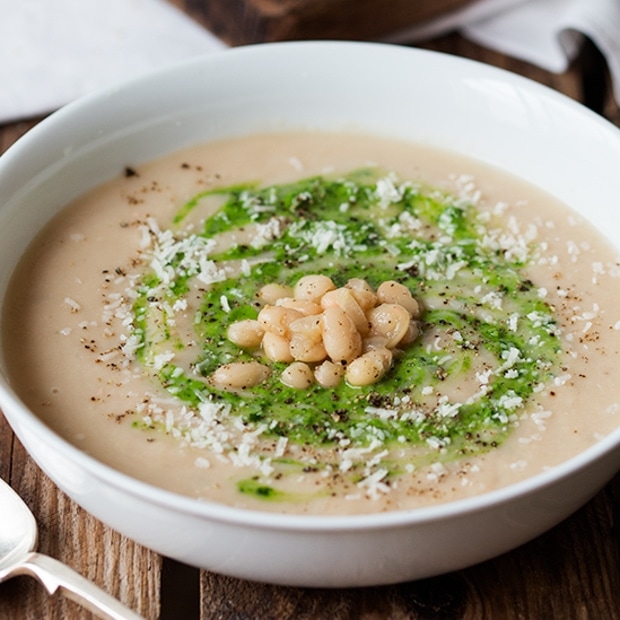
[{"x1": 1, "y1": 3, "x2": 620, "y2": 618}]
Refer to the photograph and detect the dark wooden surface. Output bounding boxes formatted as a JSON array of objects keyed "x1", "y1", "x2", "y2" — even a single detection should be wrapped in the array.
[{"x1": 1, "y1": 2, "x2": 620, "y2": 618}]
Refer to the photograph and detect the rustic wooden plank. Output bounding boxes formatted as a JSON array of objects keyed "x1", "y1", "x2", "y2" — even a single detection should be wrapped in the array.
[
  {"x1": 200, "y1": 570, "x2": 468, "y2": 619},
  {"x1": 160, "y1": 558, "x2": 201, "y2": 619},
  {"x1": 464, "y1": 484, "x2": 620, "y2": 619},
  {"x1": 0, "y1": 408, "x2": 14, "y2": 480},
  {"x1": 0, "y1": 118, "x2": 40, "y2": 153}
]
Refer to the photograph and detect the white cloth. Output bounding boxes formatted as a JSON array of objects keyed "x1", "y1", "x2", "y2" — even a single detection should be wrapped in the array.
[
  {"x1": 0, "y1": 0, "x2": 225, "y2": 123},
  {"x1": 1, "y1": 0, "x2": 619, "y2": 124},
  {"x1": 389, "y1": 0, "x2": 620, "y2": 106}
]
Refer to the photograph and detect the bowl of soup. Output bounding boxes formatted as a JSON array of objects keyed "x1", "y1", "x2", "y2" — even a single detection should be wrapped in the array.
[{"x1": 0, "y1": 41, "x2": 619, "y2": 587}]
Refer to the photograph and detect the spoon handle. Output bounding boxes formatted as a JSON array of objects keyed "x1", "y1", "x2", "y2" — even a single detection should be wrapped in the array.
[{"x1": 10, "y1": 551, "x2": 144, "y2": 620}]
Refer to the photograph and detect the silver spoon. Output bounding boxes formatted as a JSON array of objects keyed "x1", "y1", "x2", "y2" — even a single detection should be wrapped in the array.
[{"x1": 0, "y1": 476, "x2": 143, "y2": 619}]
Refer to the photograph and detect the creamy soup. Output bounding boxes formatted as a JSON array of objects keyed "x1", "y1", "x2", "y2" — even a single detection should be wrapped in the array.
[{"x1": 3, "y1": 133, "x2": 620, "y2": 515}]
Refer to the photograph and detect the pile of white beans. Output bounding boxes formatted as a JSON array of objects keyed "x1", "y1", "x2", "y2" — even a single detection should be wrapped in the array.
[{"x1": 211, "y1": 275, "x2": 421, "y2": 390}]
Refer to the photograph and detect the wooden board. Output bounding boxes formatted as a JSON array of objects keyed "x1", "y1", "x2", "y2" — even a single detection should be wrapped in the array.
[{"x1": 192, "y1": 0, "x2": 476, "y2": 45}]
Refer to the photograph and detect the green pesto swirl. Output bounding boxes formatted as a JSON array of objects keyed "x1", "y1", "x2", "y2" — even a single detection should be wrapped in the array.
[{"x1": 127, "y1": 168, "x2": 562, "y2": 498}]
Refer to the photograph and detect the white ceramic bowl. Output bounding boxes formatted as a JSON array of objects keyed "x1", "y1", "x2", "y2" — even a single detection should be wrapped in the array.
[{"x1": 1, "y1": 42, "x2": 619, "y2": 588}]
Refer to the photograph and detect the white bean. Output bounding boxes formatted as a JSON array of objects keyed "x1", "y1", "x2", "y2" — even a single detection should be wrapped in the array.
[
  {"x1": 294, "y1": 274, "x2": 336, "y2": 301},
  {"x1": 398, "y1": 321, "x2": 420, "y2": 347},
  {"x1": 258, "y1": 305, "x2": 303, "y2": 337},
  {"x1": 227, "y1": 319, "x2": 264, "y2": 349},
  {"x1": 345, "y1": 349, "x2": 391, "y2": 386},
  {"x1": 289, "y1": 315, "x2": 323, "y2": 342},
  {"x1": 211, "y1": 361, "x2": 270, "y2": 390},
  {"x1": 319, "y1": 289, "x2": 341, "y2": 310},
  {"x1": 314, "y1": 360, "x2": 345, "y2": 388},
  {"x1": 362, "y1": 335, "x2": 390, "y2": 351},
  {"x1": 276, "y1": 298, "x2": 323, "y2": 316},
  {"x1": 376, "y1": 281, "x2": 420, "y2": 317},
  {"x1": 280, "y1": 361, "x2": 314, "y2": 389},
  {"x1": 289, "y1": 333, "x2": 327, "y2": 362},
  {"x1": 222, "y1": 275, "x2": 422, "y2": 393},
  {"x1": 361, "y1": 343, "x2": 393, "y2": 367},
  {"x1": 336, "y1": 288, "x2": 370, "y2": 335},
  {"x1": 257, "y1": 283, "x2": 293, "y2": 305},
  {"x1": 345, "y1": 278, "x2": 377, "y2": 310},
  {"x1": 262, "y1": 332, "x2": 294, "y2": 362},
  {"x1": 367, "y1": 303, "x2": 411, "y2": 348},
  {"x1": 322, "y1": 307, "x2": 362, "y2": 364},
  {"x1": 319, "y1": 288, "x2": 368, "y2": 334},
  {"x1": 345, "y1": 278, "x2": 374, "y2": 293}
]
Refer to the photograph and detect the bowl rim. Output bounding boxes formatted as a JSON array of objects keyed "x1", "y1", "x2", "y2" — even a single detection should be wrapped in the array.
[
  {"x1": 1, "y1": 40, "x2": 619, "y2": 532},
  {"x1": 5, "y1": 39, "x2": 620, "y2": 166}
]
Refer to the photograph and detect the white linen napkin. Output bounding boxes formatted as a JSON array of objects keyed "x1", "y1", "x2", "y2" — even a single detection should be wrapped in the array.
[
  {"x1": 1, "y1": 0, "x2": 619, "y2": 125},
  {"x1": 0, "y1": 0, "x2": 225, "y2": 123},
  {"x1": 389, "y1": 0, "x2": 620, "y2": 107}
]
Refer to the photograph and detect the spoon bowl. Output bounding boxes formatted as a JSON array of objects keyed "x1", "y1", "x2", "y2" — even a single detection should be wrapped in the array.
[
  {"x1": 0, "y1": 478, "x2": 36, "y2": 575},
  {"x1": 0, "y1": 477, "x2": 142, "y2": 620}
]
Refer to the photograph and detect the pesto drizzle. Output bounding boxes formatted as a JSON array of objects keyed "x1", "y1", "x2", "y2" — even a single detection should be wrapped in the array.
[{"x1": 126, "y1": 169, "x2": 562, "y2": 499}]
